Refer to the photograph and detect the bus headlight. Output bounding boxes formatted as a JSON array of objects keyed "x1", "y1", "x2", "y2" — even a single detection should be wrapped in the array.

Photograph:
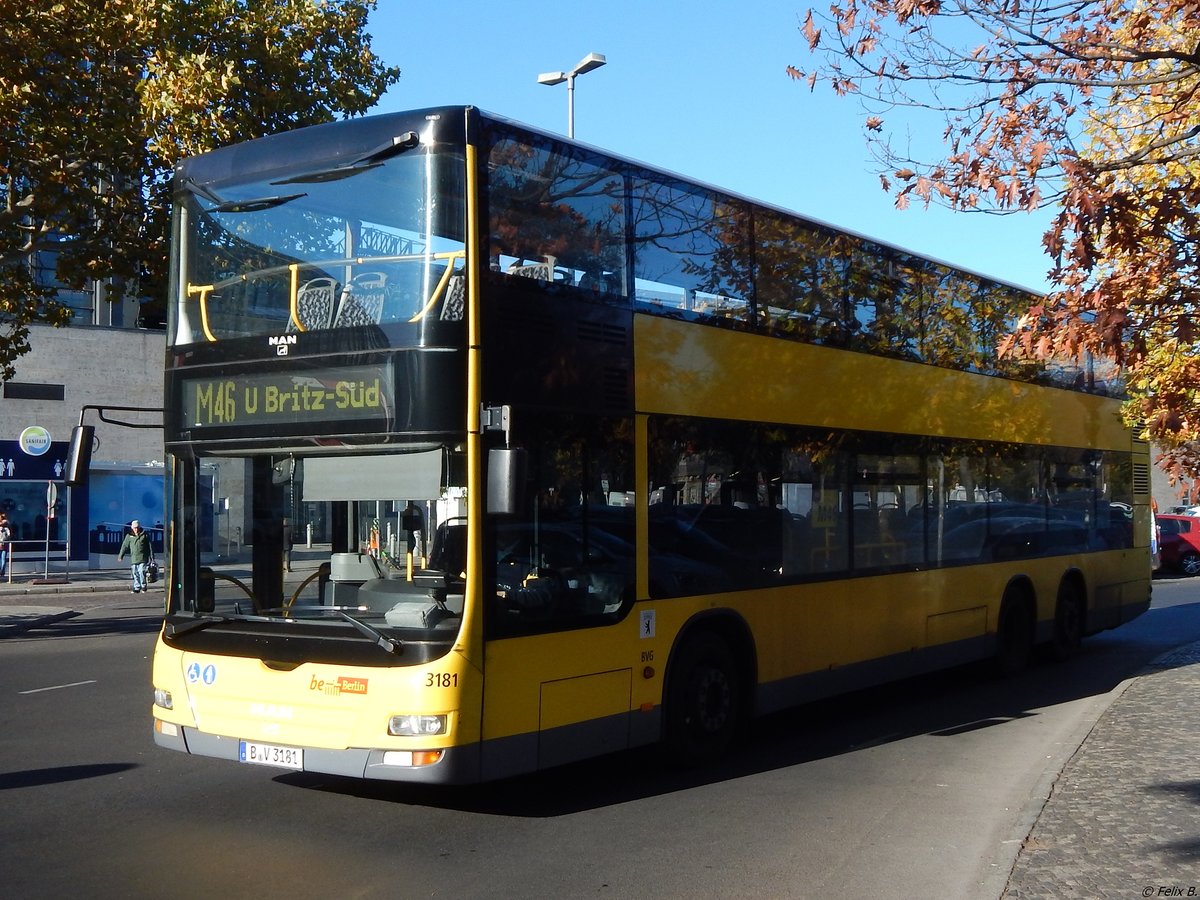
[
  {"x1": 388, "y1": 714, "x2": 446, "y2": 736},
  {"x1": 154, "y1": 688, "x2": 173, "y2": 710}
]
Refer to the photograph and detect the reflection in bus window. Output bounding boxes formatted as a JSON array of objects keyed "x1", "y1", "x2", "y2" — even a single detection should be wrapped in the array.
[
  {"x1": 486, "y1": 413, "x2": 635, "y2": 636},
  {"x1": 632, "y1": 178, "x2": 751, "y2": 325},
  {"x1": 754, "y1": 210, "x2": 846, "y2": 344},
  {"x1": 646, "y1": 416, "x2": 1138, "y2": 596},
  {"x1": 178, "y1": 145, "x2": 466, "y2": 343},
  {"x1": 486, "y1": 133, "x2": 627, "y2": 300}
]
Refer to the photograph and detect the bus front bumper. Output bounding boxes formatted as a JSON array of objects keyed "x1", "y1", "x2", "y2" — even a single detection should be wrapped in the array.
[{"x1": 153, "y1": 721, "x2": 481, "y2": 785}]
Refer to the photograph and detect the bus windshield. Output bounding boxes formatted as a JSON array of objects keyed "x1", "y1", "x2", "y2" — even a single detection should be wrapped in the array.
[
  {"x1": 171, "y1": 138, "x2": 466, "y2": 345},
  {"x1": 167, "y1": 447, "x2": 469, "y2": 662}
]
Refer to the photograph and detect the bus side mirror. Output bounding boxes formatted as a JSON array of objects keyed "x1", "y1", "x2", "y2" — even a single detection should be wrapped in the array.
[
  {"x1": 487, "y1": 447, "x2": 527, "y2": 516},
  {"x1": 65, "y1": 425, "x2": 95, "y2": 487}
]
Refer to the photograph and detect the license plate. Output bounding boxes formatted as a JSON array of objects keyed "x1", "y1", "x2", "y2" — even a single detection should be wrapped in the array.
[{"x1": 239, "y1": 740, "x2": 303, "y2": 770}]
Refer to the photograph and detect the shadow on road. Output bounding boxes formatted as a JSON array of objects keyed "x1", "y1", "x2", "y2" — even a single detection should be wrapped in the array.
[
  {"x1": 10, "y1": 614, "x2": 164, "y2": 639},
  {"x1": 0, "y1": 763, "x2": 139, "y2": 790},
  {"x1": 277, "y1": 600, "x2": 1200, "y2": 817}
]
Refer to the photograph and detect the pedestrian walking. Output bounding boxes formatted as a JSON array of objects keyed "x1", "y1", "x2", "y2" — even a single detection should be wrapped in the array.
[
  {"x1": 117, "y1": 519, "x2": 154, "y2": 593},
  {"x1": 283, "y1": 518, "x2": 294, "y2": 572},
  {"x1": 0, "y1": 512, "x2": 10, "y2": 578}
]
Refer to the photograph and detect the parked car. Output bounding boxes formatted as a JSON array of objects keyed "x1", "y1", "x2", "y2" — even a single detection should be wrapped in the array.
[
  {"x1": 1156, "y1": 514, "x2": 1200, "y2": 576},
  {"x1": 1151, "y1": 507, "x2": 1161, "y2": 573}
]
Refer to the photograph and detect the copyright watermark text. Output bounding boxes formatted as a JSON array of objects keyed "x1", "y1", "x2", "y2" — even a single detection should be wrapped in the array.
[{"x1": 1144, "y1": 888, "x2": 1198, "y2": 898}]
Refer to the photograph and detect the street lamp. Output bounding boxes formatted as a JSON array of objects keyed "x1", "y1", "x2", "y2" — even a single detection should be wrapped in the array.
[{"x1": 537, "y1": 52, "x2": 607, "y2": 139}]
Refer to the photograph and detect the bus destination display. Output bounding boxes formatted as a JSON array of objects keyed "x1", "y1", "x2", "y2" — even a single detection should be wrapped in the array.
[{"x1": 180, "y1": 364, "x2": 393, "y2": 429}]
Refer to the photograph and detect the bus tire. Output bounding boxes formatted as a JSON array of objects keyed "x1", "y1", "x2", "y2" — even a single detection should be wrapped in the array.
[
  {"x1": 996, "y1": 586, "x2": 1035, "y2": 676},
  {"x1": 1049, "y1": 578, "x2": 1085, "y2": 661},
  {"x1": 664, "y1": 631, "x2": 740, "y2": 767}
]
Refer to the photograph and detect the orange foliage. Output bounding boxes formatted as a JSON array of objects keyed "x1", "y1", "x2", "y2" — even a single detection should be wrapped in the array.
[{"x1": 793, "y1": 0, "x2": 1200, "y2": 472}]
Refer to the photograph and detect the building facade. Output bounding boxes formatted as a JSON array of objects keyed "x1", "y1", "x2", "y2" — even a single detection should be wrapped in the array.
[{"x1": 0, "y1": 323, "x2": 164, "y2": 574}]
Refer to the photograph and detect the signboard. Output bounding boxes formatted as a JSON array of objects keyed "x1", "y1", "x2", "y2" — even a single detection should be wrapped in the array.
[
  {"x1": 179, "y1": 364, "x2": 393, "y2": 430},
  {"x1": 0, "y1": 440, "x2": 67, "y2": 480},
  {"x1": 19, "y1": 425, "x2": 52, "y2": 456}
]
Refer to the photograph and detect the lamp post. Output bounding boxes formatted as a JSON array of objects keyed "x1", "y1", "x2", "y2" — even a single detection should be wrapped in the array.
[{"x1": 537, "y1": 52, "x2": 607, "y2": 139}]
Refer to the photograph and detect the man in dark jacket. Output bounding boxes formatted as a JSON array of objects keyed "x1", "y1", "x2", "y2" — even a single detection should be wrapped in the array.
[{"x1": 117, "y1": 519, "x2": 153, "y2": 593}]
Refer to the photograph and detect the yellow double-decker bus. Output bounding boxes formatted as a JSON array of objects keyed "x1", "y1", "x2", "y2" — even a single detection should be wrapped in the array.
[{"x1": 151, "y1": 106, "x2": 1152, "y2": 783}]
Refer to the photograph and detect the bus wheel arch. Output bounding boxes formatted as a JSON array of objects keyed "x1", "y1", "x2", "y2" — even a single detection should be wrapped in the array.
[
  {"x1": 995, "y1": 577, "x2": 1036, "y2": 675},
  {"x1": 662, "y1": 612, "x2": 756, "y2": 767},
  {"x1": 1048, "y1": 570, "x2": 1087, "y2": 661}
]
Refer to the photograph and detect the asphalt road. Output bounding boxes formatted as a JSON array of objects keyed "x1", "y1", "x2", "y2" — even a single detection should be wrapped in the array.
[{"x1": 2, "y1": 579, "x2": 1197, "y2": 899}]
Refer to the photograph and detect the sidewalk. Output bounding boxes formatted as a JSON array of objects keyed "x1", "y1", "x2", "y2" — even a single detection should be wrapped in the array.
[
  {"x1": 0, "y1": 567, "x2": 154, "y2": 635},
  {"x1": 0, "y1": 567, "x2": 134, "y2": 595},
  {"x1": 1002, "y1": 641, "x2": 1200, "y2": 898}
]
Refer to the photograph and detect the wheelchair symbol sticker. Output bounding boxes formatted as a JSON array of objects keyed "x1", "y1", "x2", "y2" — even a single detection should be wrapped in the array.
[{"x1": 186, "y1": 662, "x2": 217, "y2": 685}]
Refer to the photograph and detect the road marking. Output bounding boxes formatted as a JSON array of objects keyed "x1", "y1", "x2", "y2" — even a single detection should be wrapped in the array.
[{"x1": 19, "y1": 680, "x2": 97, "y2": 695}]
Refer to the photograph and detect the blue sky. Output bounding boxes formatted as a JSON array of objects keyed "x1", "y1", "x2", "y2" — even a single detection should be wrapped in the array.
[{"x1": 368, "y1": 0, "x2": 1054, "y2": 293}]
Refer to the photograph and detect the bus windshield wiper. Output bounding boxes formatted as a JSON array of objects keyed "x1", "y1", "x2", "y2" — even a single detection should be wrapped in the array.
[
  {"x1": 165, "y1": 614, "x2": 230, "y2": 638},
  {"x1": 335, "y1": 610, "x2": 403, "y2": 655},
  {"x1": 166, "y1": 608, "x2": 400, "y2": 654},
  {"x1": 210, "y1": 192, "x2": 307, "y2": 214},
  {"x1": 256, "y1": 606, "x2": 403, "y2": 655},
  {"x1": 354, "y1": 131, "x2": 420, "y2": 165},
  {"x1": 271, "y1": 131, "x2": 419, "y2": 186},
  {"x1": 271, "y1": 163, "x2": 382, "y2": 185},
  {"x1": 182, "y1": 178, "x2": 226, "y2": 206}
]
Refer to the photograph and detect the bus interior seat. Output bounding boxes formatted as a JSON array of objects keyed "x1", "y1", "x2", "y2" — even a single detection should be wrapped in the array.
[
  {"x1": 878, "y1": 506, "x2": 906, "y2": 539},
  {"x1": 853, "y1": 507, "x2": 880, "y2": 543},
  {"x1": 579, "y1": 271, "x2": 620, "y2": 296},
  {"x1": 334, "y1": 272, "x2": 388, "y2": 327},
  {"x1": 331, "y1": 551, "x2": 386, "y2": 583},
  {"x1": 505, "y1": 255, "x2": 557, "y2": 282},
  {"x1": 287, "y1": 276, "x2": 339, "y2": 332},
  {"x1": 440, "y1": 275, "x2": 465, "y2": 320}
]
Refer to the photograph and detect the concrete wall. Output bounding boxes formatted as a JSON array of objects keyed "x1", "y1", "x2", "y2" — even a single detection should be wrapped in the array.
[
  {"x1": 0, "y1": 323, "x2": 165, "y2": 464},
  {"x1": 1151, "y1": 448, "x2": 1199, "y2": 513}
]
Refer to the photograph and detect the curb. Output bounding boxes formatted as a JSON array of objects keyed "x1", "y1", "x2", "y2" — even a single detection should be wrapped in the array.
[{"x1": 0, "y1": 579, "x2": 141, "y2": 597}]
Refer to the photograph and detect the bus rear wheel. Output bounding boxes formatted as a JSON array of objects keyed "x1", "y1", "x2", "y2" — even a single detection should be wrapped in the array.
[{"x1": 664, "y1": 632, "x2": 740, "y2": 767}]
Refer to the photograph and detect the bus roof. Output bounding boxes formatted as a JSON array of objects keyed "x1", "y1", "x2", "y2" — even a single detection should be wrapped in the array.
[{"x1": 176, "y1": 104, "x2": 1044, "y2": 298}]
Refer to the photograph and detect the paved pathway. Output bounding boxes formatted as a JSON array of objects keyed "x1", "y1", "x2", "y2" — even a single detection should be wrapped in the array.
[{"x1": 1003, "y1": 643, "x2": 1200, "y2": 898}]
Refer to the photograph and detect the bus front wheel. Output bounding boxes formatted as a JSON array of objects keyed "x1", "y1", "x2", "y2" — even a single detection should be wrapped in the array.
[
  {"x1": 1049, "y1": 579, "x2": 1085, "y2": 661},
  {"x1": 664, "y1": 632, "x2": 740, "y2": 767},
  {"x1": 996, "y1": 589, "x2": 1035, "y2": 675}
]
